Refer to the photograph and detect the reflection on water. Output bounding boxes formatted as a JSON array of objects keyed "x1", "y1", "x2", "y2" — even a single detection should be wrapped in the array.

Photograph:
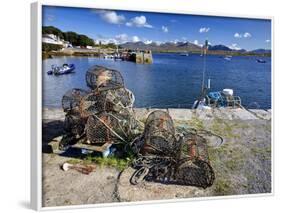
[{"x1": 43, "y1": 54, "x2": 271, "y2": 109}]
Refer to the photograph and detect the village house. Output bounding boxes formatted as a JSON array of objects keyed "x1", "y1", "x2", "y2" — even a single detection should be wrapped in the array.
[{"x1": 42, "y1": 34, "x2": 73, "y2": 48}]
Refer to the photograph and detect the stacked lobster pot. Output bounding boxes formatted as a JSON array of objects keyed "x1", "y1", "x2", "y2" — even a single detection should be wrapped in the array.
[
  {"x1": 60, "y1": 65, "x2": 139, "y2": 153},
  {"x1": 130, "y1": 110, "x2": 215, "y2": 188}
]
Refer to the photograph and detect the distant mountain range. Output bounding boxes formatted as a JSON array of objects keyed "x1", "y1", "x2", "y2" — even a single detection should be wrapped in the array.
[
  {"x1": 120, "y1": 41, "x2": 201, "y2": 52},
  {"x1": 120, "y1": 41, "x2": 271, "y2": 55},
  {"x1": 249, "y1": 49, "x2": 271, "y2": 54}
]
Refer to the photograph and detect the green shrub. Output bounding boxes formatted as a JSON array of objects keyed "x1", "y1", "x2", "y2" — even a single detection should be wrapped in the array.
[{"x1": 42, "y1": 42, "x2": 63, "y2": 51}]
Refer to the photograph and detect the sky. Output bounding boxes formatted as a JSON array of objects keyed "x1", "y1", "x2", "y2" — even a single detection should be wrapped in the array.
[{"x1": 42, "y1": 6, "x2": 271, "y2": 51}]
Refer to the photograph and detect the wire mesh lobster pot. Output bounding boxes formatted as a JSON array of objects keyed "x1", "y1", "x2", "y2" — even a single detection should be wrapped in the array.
[
  {"x1": 180, "y1": 133, "x2": 210, "y2": 163},
  {"x1": 172, "y1": 133, "x2": 215, "y2": 188},
  {"x1": 141, "y1": 110, "x2": 179, "y2": 157},
  {"x1": 86, "y1": 112, "x2": 132, "y2": 145},
  {"x1": 86, "y1": 65, "x2": 124, "y2": 91},
  {"x1": 173, "y1": 158, "x2": 215, "y2": 188},
  {"x1": 80, "y1": 88, "x2": 135, "y2": 116},
  {"x1": 63, "y1": 111, "x2": 86, "y2": 137},
  {"x1": 61, "y1": 88, "x2": 90, "y2": 112}
]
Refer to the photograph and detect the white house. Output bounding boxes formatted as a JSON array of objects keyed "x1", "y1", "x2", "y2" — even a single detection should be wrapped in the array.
[{"x1": 42, "y1": 34, "x2": 73, "y2": 48}]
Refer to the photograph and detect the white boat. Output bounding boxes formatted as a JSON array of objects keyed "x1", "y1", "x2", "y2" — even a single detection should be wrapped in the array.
[
  {"x1": 224, "y1": 56, "x2": 232, "y2": 61},
  {"x1": 104, "y1": 54, "x2": 114, "y2": 60},
  {"x1": 180, "y1": 53, "x2": 189, "y2": 56}
]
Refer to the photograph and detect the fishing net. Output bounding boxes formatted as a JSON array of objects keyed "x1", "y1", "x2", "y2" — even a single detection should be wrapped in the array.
[{"x1": 86, "y1": 65, "x2": 124, "y2": 91}]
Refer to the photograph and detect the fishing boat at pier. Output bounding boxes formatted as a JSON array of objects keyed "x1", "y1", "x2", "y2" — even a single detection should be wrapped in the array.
[{"x1": 192, "y1": 40, "x2": 242, "y2": 109}]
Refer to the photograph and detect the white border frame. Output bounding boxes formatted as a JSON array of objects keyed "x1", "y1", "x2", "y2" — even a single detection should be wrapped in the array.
[{"x1": 31, "y1": 0, "x2": 274, "y2": 211}]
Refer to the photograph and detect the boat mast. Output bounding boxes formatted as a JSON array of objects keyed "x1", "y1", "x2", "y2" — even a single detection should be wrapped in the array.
[{"x1": 201, "y1": 39, "x2": 209, "y2": 93}]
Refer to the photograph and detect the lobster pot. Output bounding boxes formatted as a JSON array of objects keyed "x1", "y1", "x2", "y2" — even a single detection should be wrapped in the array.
[
  {"x1": 63, "y1": 111, "x2": 86, "y2": 136},
  {"x1": 174, "y1": 158, "x2": 215, "y2": 188},
  {"x1": 105, "y1": 88, "x2": 135, "y2": 111},
  {"x1": 86, "y1": 112, "x2": 130, "y2": 144},
  {"x1": 86, "y1": 65, "x2": 124, "y2": 91},
  {"x1": 180, "y1": 134, "x2": 210, "y2": 163},
  {"x1": 62, "y1": 88, "x2": 90, "y2": 112},
  {"x1": 142, "y1": 111, "x2": 178, "y2": 156},
  {"x1": 80, "y1": 88, "x2": 135, "y2": 116}
]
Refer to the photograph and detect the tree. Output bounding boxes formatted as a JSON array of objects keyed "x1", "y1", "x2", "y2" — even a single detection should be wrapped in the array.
[
  {"x1": 63, "y1": 31, "x2": 79, "y2": 46},
  {"x1": 77, "y1": 34, "x2": 95, "y2": 47},
  {"x1": 43, "y1": 26, "x2": 95, "y2": 47},
  {"x1": 42, "y1": 26, "x2": 64, "y2": 39}
]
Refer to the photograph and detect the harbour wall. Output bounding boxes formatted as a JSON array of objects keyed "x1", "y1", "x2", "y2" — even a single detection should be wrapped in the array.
[{"x1": 43, "y1": 107, "x2": 271, "y2": 121}]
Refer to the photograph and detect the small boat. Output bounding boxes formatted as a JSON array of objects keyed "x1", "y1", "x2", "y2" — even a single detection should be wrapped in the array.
[
  {"x1": 224, "y1": 56, "x2": 232, "y2": 61},
  {"x1": 114, "y1": 53, "x2": 123, "y2": 61},
  {"x1": 104, "y1": 54, "x2": 114, "y2": 60},
  {"x1": 192, "y1": 89, "x2": 242, "y2": 109},
  {"x1": 256, "y1": 59, "x2": 266, "y2": 63},
  {"x1": 47, "y1": 64, "x2": 75, "y2": 75},
  {"x1": 180, "y1": 53, "x2": 189, "y2": 56}
]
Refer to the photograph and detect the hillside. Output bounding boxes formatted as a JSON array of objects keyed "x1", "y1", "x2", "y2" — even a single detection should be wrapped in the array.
[
  {"x1": 120, "y1": 41, "x2": 201, "y2": 52},
  {"x1": 42, "y1": 26, "x2": 271, "y2": 56}
]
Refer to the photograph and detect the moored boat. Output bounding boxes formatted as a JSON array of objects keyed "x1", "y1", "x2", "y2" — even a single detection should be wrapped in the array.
[
  {"x1": 256, "y1": 59, "x2": 266, "y2": 63},
  {"x1": 47, "y1": 64, "x2": 75, "y2": 75},
  {"x1": 193, "y1": 40, "x2": 242, "y2": 109},
  {"x1": 224, "y1": 56, "x2": 232, "y2": 61},
  {"x1": 180, "y1": 53, "x2": 189, "y2": 56}
]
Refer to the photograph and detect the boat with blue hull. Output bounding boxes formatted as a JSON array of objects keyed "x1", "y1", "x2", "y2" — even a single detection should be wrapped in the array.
[
  {"x1": 47, "y1": 64, "x2": 75, "y2": 75},
  {"x1": 256, "y1": 59, "x2": 266, "y2": 63}
]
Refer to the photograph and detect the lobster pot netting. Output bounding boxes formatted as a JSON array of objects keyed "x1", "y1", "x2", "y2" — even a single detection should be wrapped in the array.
[
  {"x1": 80, "y1": 88, "x2": 135, "y2": 116},
  {"x1": 173, "y1": 158, "x2": 215, "y2": 188},
  {"x1": 142, "y1": 111, "x2": 179, "y2": 157},
  {"x1": 86, "y1": 65, "x2": 124, "y2": 91},
  {"x1": 173, "y1": 134, "x2": 215, "y2": 188},
  {"x1": 62, "y1": 88, "x2": 90, "y2": 112},
  {"x1": 180, "y1": 134, "x2": 210, "y2": 163},
  {"x1": 86, "y1": 112, "x2": 133, "y2": 144},
  {"x1": 63, "y1": 111, "x2": 86, "y2": 136}
]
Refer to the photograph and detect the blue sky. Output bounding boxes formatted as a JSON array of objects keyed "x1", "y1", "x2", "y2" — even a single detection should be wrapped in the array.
[{"x1": 43, "y1": 6, "x2": 271, "y2": 51}]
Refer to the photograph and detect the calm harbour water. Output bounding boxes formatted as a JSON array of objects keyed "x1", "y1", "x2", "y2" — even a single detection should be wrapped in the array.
[{"x1": 43, "y1": 53, "x2": 271, "y2": 109}]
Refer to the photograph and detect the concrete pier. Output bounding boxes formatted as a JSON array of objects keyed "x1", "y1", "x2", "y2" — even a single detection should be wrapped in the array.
[{"x1": 42, "y1": 107, "x2": 271, "y2": 206}]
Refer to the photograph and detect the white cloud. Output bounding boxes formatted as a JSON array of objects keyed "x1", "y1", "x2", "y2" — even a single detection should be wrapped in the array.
[
  {"x1": 155, "y1": 41, "x2": 163, "y2": 46},
  {"x1": 46, "y1": 14, "x2": 55, "y2": 21},
  {"x1": 193, "y1": 40, "x2": 203, "y2": 47},
  {"x1": 126, "y1": 16, "x2": 153, "y2": 28},
  {"x1": 99, "y1": 10, "x2": 125, "y2": 24},
  {"x1": 234, "y1": 32, "x2": 252, "y2": 38},
  {"x1": 199, "y1": 27, "x2": 210, "y2": 33},
  {"x1": 144, "y1": 40, "x2": 153, "y2": 45},
  {"x1": 161, "y1": 26, "x2": 169, "y2": 33},
  {"x1": 265, "y1": 39, "x2": 271, "y2": 43},
  {"x1": 234, "y1": 33, "x2": 242, "y2": 38},
  {"x1": 181, "y1": 37, "x2": 188, "y2": 42},
  {"x1": 228, "y1": 43, "x2": 241, "y2": 50},
  {"x1": 115, "y1": 34, "x2": 129, "y2": 43},
  {"x1": 170, "y1": 39, "x2": 179, "y2": 44},
  {"x1": 243, "y1": 32, "x2": 252, "y2": 38},
  {"x1": 99, "y1": 34, "x2": 142, "y2": 44},
  {"x1": 193, "y1": 40, "x2": 199, "y2": 45},
  {"x1": 97, "y1": 38, "x2": 118, "y2": 45},
  {"x1": 132, "y1": 36, "x2": 140, "y2": 43}
]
